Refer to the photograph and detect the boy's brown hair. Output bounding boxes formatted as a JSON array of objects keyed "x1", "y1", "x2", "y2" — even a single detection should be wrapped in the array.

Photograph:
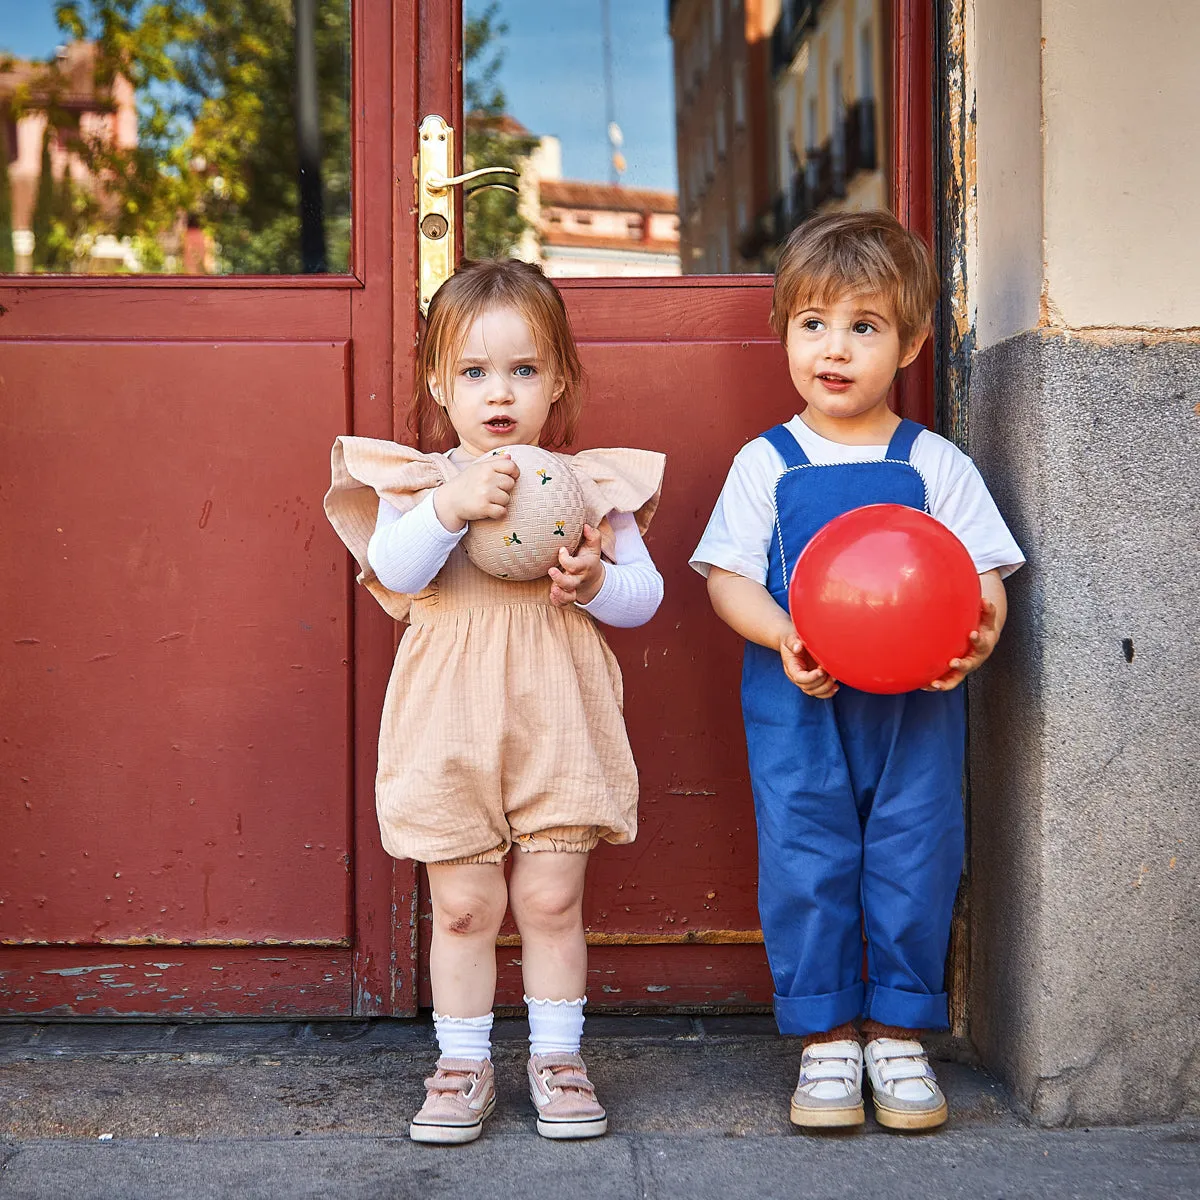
[
  {"x1": 411, "y1": 258, "x2": 585, "y2": 450},
  {"x1": 769, "y1": 210, "x2": 939, "y2": 348}
]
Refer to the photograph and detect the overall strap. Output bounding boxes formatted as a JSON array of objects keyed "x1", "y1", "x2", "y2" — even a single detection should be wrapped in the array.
[
  {"x1": 885, "y1": 418, "x2": 924, "y2": 463},
  {"x1": 761, "y1": 423, "x2": 811, "y2": 469}
]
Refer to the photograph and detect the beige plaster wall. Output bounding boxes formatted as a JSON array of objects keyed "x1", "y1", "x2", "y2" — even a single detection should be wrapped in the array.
[
  {"x1": 1042, "y1": 0, "x2": 1200, "y2": 329},
  {"x1": 973, "y1": 0, "x2": 1043, "y2": 349}
]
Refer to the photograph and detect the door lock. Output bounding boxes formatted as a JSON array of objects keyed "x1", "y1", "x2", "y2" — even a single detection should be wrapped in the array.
[{"x1": 416, "y1": 114, "x2": 520, "y2": 314}]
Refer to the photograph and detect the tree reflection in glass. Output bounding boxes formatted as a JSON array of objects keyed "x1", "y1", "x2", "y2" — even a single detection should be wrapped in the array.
[{"x1": 0, "y1": 0, "x2": 351, "y2": 275}]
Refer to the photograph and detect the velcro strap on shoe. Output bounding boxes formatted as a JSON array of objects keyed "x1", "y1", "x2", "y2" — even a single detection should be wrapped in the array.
[
  {"x1": 877, "y1": 1060, "x2": 935, "y2": 1083},
  {"x1": 424, "y1": 1074, "x2": 472, "y2": 1095},
  {"x1": 870, "y1": 1039, "x2": 925, "y2": 1058},
  {"x1": 543, "y1": 1068, "x2": 595, "y2": 1094},
  {"x1": 799, "y1": 1060, "x2": 859, "y2": 1084},
  {"x1": 424, "y1": 1061, "x2": 480, "y2": 1094}
]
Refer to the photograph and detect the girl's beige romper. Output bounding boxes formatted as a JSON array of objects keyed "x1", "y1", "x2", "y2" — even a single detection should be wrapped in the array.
[{"x1": 324, "y1": 437, "x2": 665, "y2": 865}]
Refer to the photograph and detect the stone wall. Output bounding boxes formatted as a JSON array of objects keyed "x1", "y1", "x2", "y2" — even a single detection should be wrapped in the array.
[{"x1": 966, "y1": 331, "x2": 1200, "y2": 1124}]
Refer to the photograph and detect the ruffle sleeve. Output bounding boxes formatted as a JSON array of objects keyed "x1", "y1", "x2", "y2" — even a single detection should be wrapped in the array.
[
  {"x1": 323, "y1": 436, "x2": 452, "y2": 621},
  {"x1": 567, "y1": 448, "x2": 666, "y2": 560}
]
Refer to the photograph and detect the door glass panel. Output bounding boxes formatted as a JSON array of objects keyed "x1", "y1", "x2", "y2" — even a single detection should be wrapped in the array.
[
  {"x1": 463, "y1": 0, "x2": 893, "y2": 277},
  {"x1": 0, "y1": 0, "x2": 351, "y2": 276}
]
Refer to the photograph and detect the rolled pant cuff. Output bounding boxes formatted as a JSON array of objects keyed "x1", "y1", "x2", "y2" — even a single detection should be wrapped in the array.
[
  {"x1": 773, "y1": 983, "x2": 864, "y2": 1038},
  {"x1": 866, "y1": 984, "x2": 949, "y2": 1031}
]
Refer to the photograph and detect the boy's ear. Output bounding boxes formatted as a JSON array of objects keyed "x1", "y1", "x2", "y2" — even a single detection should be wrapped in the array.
[{"x1": 898, "y1": 323, "x2": 931, "y2": 370}]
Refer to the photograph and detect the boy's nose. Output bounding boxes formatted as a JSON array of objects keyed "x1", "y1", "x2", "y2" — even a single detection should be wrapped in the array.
[{"x1": 823, "y1": 330, "x2": 852, "y2": 359}]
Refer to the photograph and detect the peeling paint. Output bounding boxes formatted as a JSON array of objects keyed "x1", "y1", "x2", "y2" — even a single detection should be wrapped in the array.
[
  {"x1": 40, "y1": 963, "x2": 128, "y2": 977},
  {"x1": 939, "y1": 0, "x2": 975, "y2": 448},
  {"x1": 495, "y1": 929, "x2": 764, "y2": 948}
]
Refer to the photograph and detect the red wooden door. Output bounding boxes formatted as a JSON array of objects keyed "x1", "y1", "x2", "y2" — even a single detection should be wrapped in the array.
[
  {"x1": 0, "y1": 0, "x2": 407, "y2": 1016},
  {"x1": 410, "y1": 0, "x2": 937, "y2": 1011},
  {"x1": 1, "y1": 0, "x2": 933, "y2": 1018}
]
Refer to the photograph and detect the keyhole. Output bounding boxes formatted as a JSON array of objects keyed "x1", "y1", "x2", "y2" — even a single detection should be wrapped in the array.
[{"x1": 421, "y1": 213, "x2": 449, "y2": 241}]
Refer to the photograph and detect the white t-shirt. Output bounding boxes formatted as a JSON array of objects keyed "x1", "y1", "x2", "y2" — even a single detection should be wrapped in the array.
[{"x1": 690, "y1": 416, "x2": 1025, "y2": 584}]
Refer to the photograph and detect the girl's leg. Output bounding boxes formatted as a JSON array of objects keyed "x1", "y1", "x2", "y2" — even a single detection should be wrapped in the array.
[
  {"x1": 509, "y1": 850, "x2": 606, "y2": 1139},
  {"x1": 507, "y1": 850, "x2": 589, "y2": 999},
  {"x1": 410, "y1": 862, "x2": 507, "y2": 1145},
  {"x1": 426, "y1": 861, "x2": 508, "y2": 1017}
]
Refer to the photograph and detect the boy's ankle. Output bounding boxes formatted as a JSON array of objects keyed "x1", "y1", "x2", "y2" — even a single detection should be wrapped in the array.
[
  {"x1": 801, "y1": 1020, "x2": 860, "y2": 1049},
  {"x1": 861, "y1": 1020, "x2": 923, "y2": 1043}
]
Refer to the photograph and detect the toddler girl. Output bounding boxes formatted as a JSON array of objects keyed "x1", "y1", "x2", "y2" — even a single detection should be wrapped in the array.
[{"x1": 324, "y1": 259, "x2": 664, "y2": 1144}]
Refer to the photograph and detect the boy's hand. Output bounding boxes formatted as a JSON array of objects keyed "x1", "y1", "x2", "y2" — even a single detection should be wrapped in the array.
[
  {"x1": 433, "y1": 453, "x2": 520, "y2": 532},
  {"x1": 549, "y1": 524, "x2": 605, "y2": 607},
  {"x1": 781, "y1": 634, "x2": 839, "y2": 699},
  {"x1": 924, "y1": 596, "x2": 1001, "y2": 692}
]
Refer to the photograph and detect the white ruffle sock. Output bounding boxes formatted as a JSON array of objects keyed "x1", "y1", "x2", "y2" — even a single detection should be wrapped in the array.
[
  {"x1": 433, "y1": 1011, "x2": 494, "y2": 1062},
  {"x1": 525, "y1": 995, "x2": 586, "y2": 1056}
]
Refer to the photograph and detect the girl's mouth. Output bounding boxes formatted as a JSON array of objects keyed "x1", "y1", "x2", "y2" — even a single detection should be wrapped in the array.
[{"x1": 485, "y1": 417, "x2": 516, "y2": 430}]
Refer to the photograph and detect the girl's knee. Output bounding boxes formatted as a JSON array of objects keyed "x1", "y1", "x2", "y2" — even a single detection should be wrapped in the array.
[
  {"x1": 433, "y1": 894, "x2": 506, "y2": 938},
  {"x1": 428, "y1": 866, "x2": 507, "y2": 937},
  {"x1": 510, "y1": 875, "x2": 583, "y2": 932}
]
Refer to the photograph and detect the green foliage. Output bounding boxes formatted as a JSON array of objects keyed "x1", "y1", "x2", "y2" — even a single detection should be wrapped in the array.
[
  {"x1": 50, "y1": 0, "x2": 352, "y2": 273},
  {"x1": 31, "y1": 126, "x2": 56, "y2": 268},
  {"x1": 0, "y1": 146, "x2": 13, "y2": 273},
  {"x1": 463, "y1": 3, "x2": 537, "y2": 261}
]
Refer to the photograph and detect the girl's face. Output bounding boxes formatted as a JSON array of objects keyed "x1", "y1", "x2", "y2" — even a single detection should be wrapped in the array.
[{"x1": 436, "y1": 306, "x2": 562, "y2": 459}]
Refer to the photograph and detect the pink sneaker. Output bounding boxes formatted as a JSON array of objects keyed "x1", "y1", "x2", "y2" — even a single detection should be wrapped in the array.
[
  {"x1": 408, "y1": 1057, "x2": 496, "y2": 1144},
  {"x1": 527, "y1": 1053, "x2": 608, "y2": 1139}
]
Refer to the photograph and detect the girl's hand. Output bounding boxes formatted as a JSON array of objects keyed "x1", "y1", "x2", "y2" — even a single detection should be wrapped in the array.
[
  {"x1": 924, "y1": 596, "x2": 1001, "y2": 692},
  {"x1": 549, "y1": 524, "x2": 605, "y2": 607},
  {"x1": 432, "y1": 453, "x2": 520, "y2": 532},
  {"x1": 781, "y1": 634, "x2": 839, "y2": 698}
]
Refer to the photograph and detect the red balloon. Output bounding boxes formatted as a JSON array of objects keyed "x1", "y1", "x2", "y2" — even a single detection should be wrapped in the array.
[{"x1": 788, "y1": 504, "x2": 982, "y2": 695}]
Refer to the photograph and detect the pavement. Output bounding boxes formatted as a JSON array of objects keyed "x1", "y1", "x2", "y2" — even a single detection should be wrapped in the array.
[{"x1": 1, "y1": 1015, "x2": 1198, "y2": 1199}]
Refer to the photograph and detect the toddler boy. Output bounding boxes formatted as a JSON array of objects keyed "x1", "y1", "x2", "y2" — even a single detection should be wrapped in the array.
[{"x1": 691, "y1": 211, "x2": 1024, "y2": 1130}]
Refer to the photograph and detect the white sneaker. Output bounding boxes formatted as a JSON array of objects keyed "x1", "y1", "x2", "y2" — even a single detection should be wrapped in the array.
[
  {"x1": 789, "y1": 1039, "x2": 865, "y2": 1128},
  {"x1": 863, "y1": 1038, "x2": 948, "y2": 1130}
]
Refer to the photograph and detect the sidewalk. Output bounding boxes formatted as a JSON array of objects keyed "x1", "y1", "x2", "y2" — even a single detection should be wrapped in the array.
[{"x1": 1, "y1": 1016, "x2": 1197, "y2": 1199}]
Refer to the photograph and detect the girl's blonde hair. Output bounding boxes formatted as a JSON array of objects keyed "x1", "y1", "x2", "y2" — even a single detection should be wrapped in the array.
[
  {"x1": 769, "y1": 210, "x2": 939, "y2": 349},
  {"x1": 411, "y1": 258, "x2": 585, "y2": 449}
]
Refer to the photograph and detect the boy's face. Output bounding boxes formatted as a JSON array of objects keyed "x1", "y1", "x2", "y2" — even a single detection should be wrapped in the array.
[{"x1": 784, "y1": 292, "x2": 925, "y2": 439}]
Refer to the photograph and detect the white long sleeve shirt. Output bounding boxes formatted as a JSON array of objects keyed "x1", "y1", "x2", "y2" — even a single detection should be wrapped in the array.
[{"x1": 367, "y1": 496, "x2": 663, "y2": 628}]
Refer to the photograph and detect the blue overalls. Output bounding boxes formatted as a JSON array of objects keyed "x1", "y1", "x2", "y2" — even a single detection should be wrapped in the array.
[{"x1": 742, "y1": 419, "x2": 966, "y2": 1037}]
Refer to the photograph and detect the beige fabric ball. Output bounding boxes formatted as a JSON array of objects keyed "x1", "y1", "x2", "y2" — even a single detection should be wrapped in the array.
[{"x1": 462, "y1": 444, "x2": 586, "y2": 581}]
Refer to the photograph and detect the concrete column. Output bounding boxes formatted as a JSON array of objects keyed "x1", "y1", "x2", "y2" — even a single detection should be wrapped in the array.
[{"x1": 961, "y1": 0, "x2": 1200, "y2": 1125}]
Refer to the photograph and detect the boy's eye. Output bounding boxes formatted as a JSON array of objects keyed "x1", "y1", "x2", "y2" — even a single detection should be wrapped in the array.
[
  {"x1": 800, "y1": 318, "x2": 824, "y2": 332},
  {"x1": 852, "y1": 321, "x2": 878, "y2": 335}
]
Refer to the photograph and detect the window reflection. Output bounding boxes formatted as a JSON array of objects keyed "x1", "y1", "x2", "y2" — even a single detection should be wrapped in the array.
[
  {"x1": 674, "y1": 0, "x2": 890, "y2": 274},
  {"x1": 464, "y1": 0, "x2": 891, "y2": 279},
  {"x1": 0, "y1": 0, "x2": 351, "y2": 276}
]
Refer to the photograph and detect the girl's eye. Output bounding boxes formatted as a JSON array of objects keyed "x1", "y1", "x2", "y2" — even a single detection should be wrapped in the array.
[
  {"x1": 463, "y1": 366, "x2": 484, "y2": 379},
  {"x1": 514, "y1": 364, "x2": 536, "y2": 377},
  {"x1": 853, "y1": 321, "x2": 878, "y2": 335}
]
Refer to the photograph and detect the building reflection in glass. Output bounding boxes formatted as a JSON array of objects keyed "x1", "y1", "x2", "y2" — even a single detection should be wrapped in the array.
[{"x1": 669, "y1": 0, "x2": 889, "y2": 274}]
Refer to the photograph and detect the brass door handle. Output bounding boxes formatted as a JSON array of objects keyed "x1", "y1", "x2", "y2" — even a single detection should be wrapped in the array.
[
  {"x1": 425, "y1": 165, "x2": 519, "y2": 195},
  {"x1": 416, "y1": 115, "x2": 522, "y2": 313}
]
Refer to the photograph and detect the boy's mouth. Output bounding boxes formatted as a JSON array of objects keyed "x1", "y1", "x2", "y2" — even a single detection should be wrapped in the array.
[{"x1": 816, "y1": 372, "x2": 852, "y2": 390}]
